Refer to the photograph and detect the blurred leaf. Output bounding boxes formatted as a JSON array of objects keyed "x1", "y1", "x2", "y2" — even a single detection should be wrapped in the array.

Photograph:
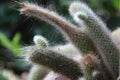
[
  {"x1": 12, "y1": 33, "x2": 21, "y2": 45},
  {"x1": 113, "y1": 0, "x2": 120, "y2": 10},
  {"x1": 0, "y1": 32, "x2": 22, "y2": 56},
  {"x1": 0, "y1": 32, "x2": 12, "y2": 49}
]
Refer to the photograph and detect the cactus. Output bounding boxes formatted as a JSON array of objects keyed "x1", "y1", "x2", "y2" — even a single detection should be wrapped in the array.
[
  {"x1": 43, "y1": 71, "x2": 70, "y2": 80},
  {"x1": 28, "y1": 35, "x2": 49, "y2": 80},
  {"x1": 18, "y1": 1, "x2": 120, "y2": 80},
  {"x1": 29, "y1": 65, "x2": 49, "y2": 80},
  {"x1": 69, "y1": 2, "x2": 119, "y2": 79},
  {"x1": 25, "y1": 45, "x2": 82, "y2": 80},
  {"x1": 19, "y1": 2, "x2": 97, "y2": 55}
]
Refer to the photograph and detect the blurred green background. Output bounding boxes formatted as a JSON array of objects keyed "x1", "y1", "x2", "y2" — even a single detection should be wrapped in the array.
[{"x1": 0, "y1": 0, "x2": 120, "y2": 80}]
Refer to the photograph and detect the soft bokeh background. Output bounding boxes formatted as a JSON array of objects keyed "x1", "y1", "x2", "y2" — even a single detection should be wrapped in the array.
[{"x1": 0, "y1": 0, "x2": 120, "y2": 80}]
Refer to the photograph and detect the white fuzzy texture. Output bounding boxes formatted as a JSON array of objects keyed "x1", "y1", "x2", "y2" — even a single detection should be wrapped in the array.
[
  {"x1": 117, "y1": 76, "x2": 120, "y2": 80},
  {"x1": 73, "y1": 12, "x2": 86, "y2": 26},
  {"x1": 92, "y1": 70, "x2": 99, "y2": 77},
  {"x1": 43, "y1": 71, "x2": 70, "y2": 80},
  {"x1": 78, "y1": 77, "x2": 86, "y2": 80},
  {"x1": 69, "y1": 2, "x2": 119, "y2": 78},
  {"x1": 72, "y1": 54, "x2": 83, "y2": 65},
  {"x1": 69, "y1": 1, "x2": 111, "y2": 36},
  {"x1": 69, "y1": 1, "x2": 94, "y2": 17},
  {"x1": 112, "y1": 28, "x2": 120, "y2": 44},
  {"x1": 51, "y1": 43, "x2": 83, "y2": 59},
  {"x1": 33, "y1": 35, "x2": 48, "y2": 46},
  {"x1": 23, "y1": 45, "x2": 40, "y2": 63},
  {"x1": 29, "y1": 65, "x2": 49, "y2": 80}
]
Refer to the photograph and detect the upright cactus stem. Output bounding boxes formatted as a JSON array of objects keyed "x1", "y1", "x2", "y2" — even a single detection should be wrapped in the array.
[
  {"x1": 25, "y1": 45, "x2": 82, "y2": 80},
  {"x1": 29, "y1": 65, "x2": 49, "y2": 80},
  {"x1": 69, "y1": 1, "x2": 120, "y2": 79},
  {"x1": 78, "y1": 11, "x2": 119, "y2": 79},
  {"x1": 33, "y1": 35, "x2": 48, "y2": 47},
  {"x1": 28, "y1": 35, "x2": 49, "y2": 80}
]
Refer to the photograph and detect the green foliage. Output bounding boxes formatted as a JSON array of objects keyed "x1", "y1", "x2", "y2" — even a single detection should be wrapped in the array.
[
  {"x1": 0, "y1": 2, "x2": 20, "y2": 28},
  {"x1": 0, "y1": 32, "x2": 22, "y2": 55},
  {"x1": 113, "y1": 0, "x2": 120, "y2": 10}
]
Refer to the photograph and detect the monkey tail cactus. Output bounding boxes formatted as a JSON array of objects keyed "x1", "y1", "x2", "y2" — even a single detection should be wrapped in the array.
[
  {"x1": 18, "y1": 1, "x2": 120, "y2": 80},
  {"x1": 69, "y1": 1, "x2": 120, "y2": 79},
  {"x1": 19, "y1": 2, "x2": 98, "y2": 55}
]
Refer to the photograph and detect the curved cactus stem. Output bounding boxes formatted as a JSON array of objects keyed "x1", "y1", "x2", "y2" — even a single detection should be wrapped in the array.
[
  {"x1": 69, "y1": 1, "x2": 120, "y2": 79},
  {"x1": 24, "y1": 45, "x2": 83, "y2": 80},
  {"x1": 78, "y1": 13, "x2": 119, "y2": 79},
  {"x1": 69, "y1": 3, "x2": 120, "y2": 79},
  {"x1": 19, "y1": 1, "x2": 120, "y2": 80},
  {"x1": 19, "y1": 2, "x2": 98, "y2": 55}
]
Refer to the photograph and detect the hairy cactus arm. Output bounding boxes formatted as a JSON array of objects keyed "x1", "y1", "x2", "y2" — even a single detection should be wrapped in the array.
[
  {"x1": 28, "y1": 35, "x2": 49, "y2": 80},
  {"x1": 19, "y1": 2, "x2": 98, "y2": 55},
  {"x1": 24, "y1": 45, "x2": 83, "y2": 80},
  {"x1": 69, "y1": 2, "x2": 120, "y2": 79}
]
